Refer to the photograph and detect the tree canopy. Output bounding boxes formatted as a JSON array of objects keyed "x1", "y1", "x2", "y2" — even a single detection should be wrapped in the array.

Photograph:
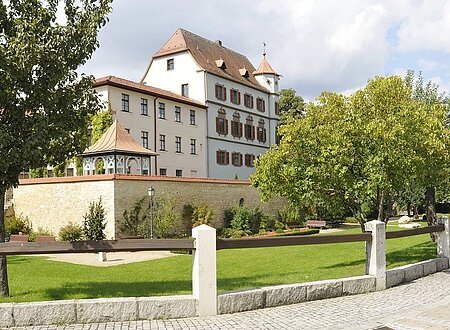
[
  {"x1": 0, "y1": 0, "x2": 112, "y2": 296},
  {"x1": 251, "y1": 76, "x2": 450, "y2": 230}
]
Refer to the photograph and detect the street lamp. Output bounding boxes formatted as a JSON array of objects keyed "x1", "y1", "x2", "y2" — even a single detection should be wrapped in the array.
[{"x1": 147, "y1": 186, "x2": 155, "y2": 239}]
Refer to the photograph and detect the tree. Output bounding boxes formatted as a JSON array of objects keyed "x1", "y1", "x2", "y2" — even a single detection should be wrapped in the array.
[
  {"x1": 83, "y1": 197, "x2": 107, "y2": 241},
  {"x1": 0, "y1": 0, "x2": 112, "y2": 296},
  {"x1": 251, "y1": 76, "x2": 450, "y2": 231},
  {"x1": 278, "y1": 88, "x2": 306, "y2": 123},
  {"x1": 404, "y1": 70, "x2": 450, "y2": 231}
]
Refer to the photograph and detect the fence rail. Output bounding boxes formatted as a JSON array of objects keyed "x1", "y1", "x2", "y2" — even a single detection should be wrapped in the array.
[
  {"x1": 386, "y1": 225, "x2": 444, "y2": 239},
  {"x1": 216, "y1": 233, "x2": 372, "y2": 250},
  {"x1": 0, "y1": 238, "x2": 195, "y2": 255}
]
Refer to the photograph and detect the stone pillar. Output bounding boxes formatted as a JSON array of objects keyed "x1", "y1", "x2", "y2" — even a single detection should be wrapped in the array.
[
  {"x1": 437, "y1": 216, "x2": 450, "y2": 258},
  {"x1": 365, "y1": 220, "x2": 386, "y2": 290},
  {"x1": 98, "y1": 251, "x2": 107, "y2": 262},
  {"x1": 192, "y1": 224, "x2": 217, "y2": 316}
]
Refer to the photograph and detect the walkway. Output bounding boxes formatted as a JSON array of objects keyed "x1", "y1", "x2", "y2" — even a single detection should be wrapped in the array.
[{"x1": 6, "y1": 270, "x2": 450, "y2": 330}]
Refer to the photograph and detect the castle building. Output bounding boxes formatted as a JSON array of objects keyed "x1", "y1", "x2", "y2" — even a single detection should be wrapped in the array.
[{"x1": 91, "y1": 28, "x2": 281, "y2": 179}]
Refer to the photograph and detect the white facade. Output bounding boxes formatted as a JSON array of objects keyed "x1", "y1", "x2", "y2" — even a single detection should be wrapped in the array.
[
  {"x1": 93, "y1": 82, "x2": 208, "y2": 178},
  {"x1": 142, "y1": 41, "x2": 280, "y2": 179}
]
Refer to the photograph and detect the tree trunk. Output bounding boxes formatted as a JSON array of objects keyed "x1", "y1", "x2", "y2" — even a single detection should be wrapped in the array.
[
  {"x1": 377, "y1": 188, "x2": 385, "y2": 222},
  {"x1": 407, "y1": 201, "x2": 411, "y2": 217},
  {"x1": 0, "y1": 186, "x2": 10, "y2": 297},
  {"x1": 425, "y1": 186, "x2": 437, "y2": 242}
]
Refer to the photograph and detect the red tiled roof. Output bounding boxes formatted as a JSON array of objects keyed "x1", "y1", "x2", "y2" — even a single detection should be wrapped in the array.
[
  {"x1": 152, "y1": 28, "x2": 271, "y2": 93},
  {"x1": 93, "y1": 76, "x2": 207, "y2": 109},
  {"x1": 253, "y1": 55, "x2": 280, "y2": 76}
]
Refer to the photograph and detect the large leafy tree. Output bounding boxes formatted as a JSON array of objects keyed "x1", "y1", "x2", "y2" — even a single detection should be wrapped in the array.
[
  {"x1": 252, "y1": 76, "x2": 450, "y2": 231},
  {"x1": 0, "y1": 0, "x2": 112, "y2": 296},
  {"x1": 278, "y1": 88, "x2": 305, "y2": 123}
]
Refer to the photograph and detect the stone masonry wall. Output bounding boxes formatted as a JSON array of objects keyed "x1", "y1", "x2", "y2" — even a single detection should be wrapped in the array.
[
  {"x1": 14, "y1": 175, "x2": 285, "y2": 239},
  {"x1": 14, "y1": 176, "x2": 116, "y2": 239}
]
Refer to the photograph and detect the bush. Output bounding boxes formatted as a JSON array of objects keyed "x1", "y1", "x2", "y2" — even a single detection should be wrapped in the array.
[
  {"x1": 120, "y1": 197, "x2": 148, "y2": 237},
  {"x1": 191, "y1": 203, "x2": 214, "y2": 227},
  {"x1": 278, "y1": 204, "x2": 304, "y2": 226},
  {"x1": 230, "y1": 205, "x2": 264, "y2": 233},
  {"x1": 217, "y1": 228, "x2": 250, "y2": 238},
  {"x1": 5, "y1": 214, "x2": 32, "y2": 237},
  {"x1": 274, "y1": 220, "x2": 286, "y2": 230},
  {"x1": 275, "y1": 228, "x2": 284, "y2": 234},
  {"x1": 59, "y1": 222, "x2": 84, "y2": 241},
  {"x1": 276, "y1": 229, "x2": 320, "y2": 236},
  {"x1": 83, "y1": 197, "x2": 107, "y2": 240},
  {"x1": 153, "y1": 194, "x2": 178, "y2": 238}
]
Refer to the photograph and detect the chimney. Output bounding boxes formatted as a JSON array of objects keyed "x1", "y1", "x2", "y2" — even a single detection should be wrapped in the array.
[{"x1": 216, "y1": 40, "x2": 222, "y2": 46}]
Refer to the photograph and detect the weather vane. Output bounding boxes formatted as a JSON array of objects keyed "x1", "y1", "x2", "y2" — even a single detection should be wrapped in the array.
[{"x1": 263, "y1": 42, "x2": 267, "y2": 57}]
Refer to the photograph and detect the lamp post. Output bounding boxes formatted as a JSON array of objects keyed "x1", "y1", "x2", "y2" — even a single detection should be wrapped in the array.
[{"x1": 148, "y1": 186, "x2": 155, "y2": 239}]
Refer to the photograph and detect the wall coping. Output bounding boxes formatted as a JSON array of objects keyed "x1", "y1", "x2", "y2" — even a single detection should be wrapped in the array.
[{"x1": 18, "y1": 174, "x2": 251, "y2": 186}]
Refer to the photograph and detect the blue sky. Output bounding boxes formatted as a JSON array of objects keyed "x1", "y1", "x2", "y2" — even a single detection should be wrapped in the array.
[{"x1": 81, "y1": 0, "x2": 450, "y2": 100}]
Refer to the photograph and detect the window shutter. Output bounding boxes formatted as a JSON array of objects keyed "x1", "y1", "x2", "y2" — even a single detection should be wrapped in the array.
[
  {"x1": 216, "y1": 151, "x2": 220, "y2": 164},
  {"x1": 239, "y1": 123, "x2": 243, "y2": 137},
  {"x1": 239, "y1": 154, "x2": 243, "y2": 166},
  {"x1": 224, "y1": 87, "x2": 227, "y2": 101},
  {"x1": 225, "y1": 119, "x2": 229, "y2": 135},
  {"x1": 216, "y1": 117, "x2": 220, "y2": 133},
  {"x1": 263, "y1": 128, "x2": 267, "y2": 142},
  {"x1": 238, "y1": 91, "x2": 241, "y2": 105},
  {"x1": 226, "y1": 152, "x2": 230, "y2": 165},
  {"x1": 215, "y1": 85, "x2": 219, "y2": 99},
  {"x1": 252, "y1": 126, "x2": 255, "y2": 140}
]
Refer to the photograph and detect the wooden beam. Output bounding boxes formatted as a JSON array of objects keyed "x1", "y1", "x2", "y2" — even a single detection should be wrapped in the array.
[
  {"x1": 386, "y1": 225, "x2": 445, "y2": 239},
  {"x1": 0, "y1": 238, "x2": 195, "y2": 255},
  {"x1": 216, "y1": 233, "x2": 372, "y2": 250}
]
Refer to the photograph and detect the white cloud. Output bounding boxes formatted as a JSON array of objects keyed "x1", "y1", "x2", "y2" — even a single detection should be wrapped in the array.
[{"x1": 417, "y1": 58, "x2": 440, "y2": 71}]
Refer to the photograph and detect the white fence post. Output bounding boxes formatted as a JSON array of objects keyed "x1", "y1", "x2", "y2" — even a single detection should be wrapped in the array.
[
  {"x1": 365, "y1": 220, "x2": 386, "y2": 290},
  {"x1": 192, "y1": 224, "x2": 217, "y2": 316},
  {"x1": 437, "y1": 216, "x2": 450, "y2": 258}
]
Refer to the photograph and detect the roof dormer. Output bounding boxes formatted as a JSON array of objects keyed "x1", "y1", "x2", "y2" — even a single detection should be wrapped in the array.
[{"x1": 215, "y1": 56, "x2": 226, "y2": 69}]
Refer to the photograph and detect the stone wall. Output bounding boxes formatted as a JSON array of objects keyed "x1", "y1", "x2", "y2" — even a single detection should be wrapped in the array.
[{"x1": 14, "y1": 174, "x2": 285, "y2": 239}]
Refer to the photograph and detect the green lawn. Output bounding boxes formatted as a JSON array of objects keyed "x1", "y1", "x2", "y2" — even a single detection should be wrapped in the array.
[{"x1": 0, "y1": 223, "x2": 438, "y2": 303}]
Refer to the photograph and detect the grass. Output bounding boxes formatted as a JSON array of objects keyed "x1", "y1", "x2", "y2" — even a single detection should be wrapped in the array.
[{"x1": 0, "y1": 222, "x2": 438, "y2": 303}]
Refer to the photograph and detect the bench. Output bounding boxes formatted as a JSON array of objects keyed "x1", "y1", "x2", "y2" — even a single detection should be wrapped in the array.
[
  {"x1": 35, "y1": 235, "x2": 56, "y2": 243},
  {"x1": 306, "y1": 220, "x2": 327, "y2": 229},
  {"x1": 9, "y1": 234, "x2": 29, "y2": 242}
]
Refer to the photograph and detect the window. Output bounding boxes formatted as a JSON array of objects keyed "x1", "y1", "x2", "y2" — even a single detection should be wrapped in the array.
[
  {"x1": 190, "y1": 139, "x2": 196, "y2": 155},
  {"x1": 245, "y1": 154, "x2": 255, "y2": 167},
  {"x1": 175, "y1": 106, "x2": 181, "y2": 122},
  {"x1": 141, "y1": 131, "x2": 149, "y2": 149},
  {"x1": 230, "y1": 89, "x2": 240, "y2": 105},
  {"x1": 244, "y1": 116, "x2": 255, "y2": 140},
  {"x1": 159, "y1": 134, "x2": 166, "y2": 151},
  {"x1": 216, "y1": 150, "x2": 229, "y2": 165},
  {"x1": 190, "y1": 110, "x2": 196, "y2": 125},
  {"x1": 216, "y1": 109, "x2": 228, "y2": 135},
  {"x1": 256, "y1": 97, "x2": 265, "y2": 112},
  {"x1": 167, "y1": 58, "x2": 174, "y2": 70},
  {"x1": 66, "y1": 168, "x2": 74, "y2": 177},
  {"x1": 159, "y1": 168, "x2": 167, "y2": 176},
  {"x1": 275, "y1": 101, "x2": 280, "y2": 115},
  {"x1": 159, "y1": 102, "x2": 165, "y2": 119},
  {"x1": 176, "y1": 169, "x2": 183, "y2": 177},
  {"x1": 231, "y1": 112, "x2": 242, "y2": 138},
  {"x1": 141, "y1": 98, "x2": 148, "y2": 116},
  {"x1": 216, "y1": 117, "x2": 228, "y2": 135},
  {"x1": 121, "y1": 94, "x2": 129, "y2": 112},
  {"x1": 244, "y1": 93, "x2": 253, "y2": 108},
  {"x1": 257, "y1": 127, "x2": 267, "y2": 143},
  {"x1": 215, "y1": 84, "x2": 226, "y2": 101},
  {"x1": 257, "y1": 119, "x2": 267, "y2": 143},
  {"x1": 175, "y1": 136, "x2": 181, "y2": 153},
  {"x1": 181, "y1": 84, "x2": 189, "y2": 97},
  {"x1": 275, "y1": 126, "x2": 281, "y2": 144},
  {"x1": 231, "y1": 152, "x2": 243, "y2": 167}
]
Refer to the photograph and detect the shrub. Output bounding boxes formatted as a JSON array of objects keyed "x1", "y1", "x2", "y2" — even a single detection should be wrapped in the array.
[
  {"x1": 191, "y1": 203, "x2": 214, "y2": 227},
  {"x1": 217, "y1": 228, "x2": 250, "y2": 238},
  {"x1": 59, "y1": 223, "x2": 84, "y2": 241},
  {"x1": 230, "y1": 205, "x2": 264, "y2": 233},
  {"x1": 275, "y1": 228, "x2": 284, "y2": 234},
  {"x1": 278, "y1": 204, "x2": 304, "y2": 226},
  {"x1": 29, "y1": 227, "x2": 53, "y2": 242},
  {"x1": 120, "y1": 197, "x2": 148, "y2": 237},
  {"x1": 276, "y1": 229, "x2": 320, "y2": 236},
  {"x1": 83, "y1": 197, "x2": 107, "y2": 240},
  {"x1": 153, "y1": 194, "x2": 178, "y2": 238},
  {"x1": 5, "y1": 214, "x2": 32, "y2": 237}
]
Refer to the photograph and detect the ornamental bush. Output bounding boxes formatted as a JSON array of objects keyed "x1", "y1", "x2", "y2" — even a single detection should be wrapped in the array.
[
  {"x1": 83, "y1": 197, "x2": 107, "y2": 240},
  {"x1": 59, "y1": 222, "x2": 84, "y2": 241}
]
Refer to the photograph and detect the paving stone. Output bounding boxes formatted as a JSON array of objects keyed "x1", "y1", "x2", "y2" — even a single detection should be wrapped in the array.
[
  {"x1": 13, "y1": 301, "x2": 76, "y2": 326},
  {"x1": 403, "y1": 263, "x2": 424, "y2": 282},
  {"x1": 76, "y1": 298, "x2": 137, "y2": 323},
  {"x1": 342, "y1": 275, "x2": 376, "y2": 295},
  {"x1": 137, "y1": 296, "x2": 196, "y2": 320},
  {"x1": 386, "y1": 268, "x2": 404, "y2": 288},
  {"x1": 306, "y1": 279, "x2": 343, "y2": 301},
  {"x1": 0, "y1": 303, "x2": 13, "y2": 328},
  {"x1": 217, "y1": 289, "x2": 265, "y2": 314},
  {"x1": 263, "y1": 283, "x2": 307, "y2": 307}
]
